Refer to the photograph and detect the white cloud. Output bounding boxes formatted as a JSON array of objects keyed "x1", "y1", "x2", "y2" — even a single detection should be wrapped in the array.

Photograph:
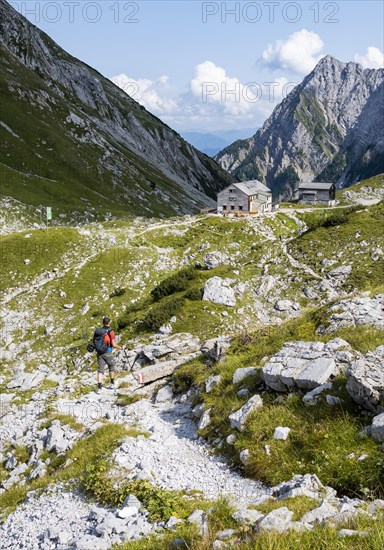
[
  {"x1": 261, "y1": 29, "x2": 324, "y2": 74},
  {"x1": 354, "y1": 47, "x2": 384, "y2": 69},
  {"x1": 110, "y1": 73, "x2": 178, "y2": 114},
  {"x1": 110, "y1": 63, "x2": 296, "y2": 132},
  {"x1": 190, "y1": 60, "x2": 257, "y2": 116}
]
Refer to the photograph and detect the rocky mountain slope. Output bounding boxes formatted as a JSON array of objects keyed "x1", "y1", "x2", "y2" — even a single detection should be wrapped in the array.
[
  {"x1": 215, "y1": 56, "x2": 384, "y2": 200},
  {"x1": 0, "y1": 175, "x2": 383, "y2": 548},
  {"x1": 0, "y1": 0, "x2": 234, "y2": 221}
]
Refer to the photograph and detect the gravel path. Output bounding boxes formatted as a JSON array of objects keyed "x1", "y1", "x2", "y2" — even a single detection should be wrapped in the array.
[
  {"x1": 115, "y1": 396, "x2": 268, "y2": 505},
  {"x1": 0, "y1": 389, "x2": 269, "y2": 549}
]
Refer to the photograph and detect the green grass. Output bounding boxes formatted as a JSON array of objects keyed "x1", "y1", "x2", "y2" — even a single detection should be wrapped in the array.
[
  {"x1": 0, "y1": 226, "x2": 80, "y2": 292},
  {"x1": 238, "y1": 391, "x2": 383, "y2": 497},
  {"x1": 116, "y1": 393, "x2": 144, "y2": 407},
  {"x1": 332, "y1": 326, "x2": 384, "y2": 354}
]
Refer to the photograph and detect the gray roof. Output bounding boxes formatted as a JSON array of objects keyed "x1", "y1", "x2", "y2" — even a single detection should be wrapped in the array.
[
  {"x1": 233, "y1": 180, "x2": 271, "y2": 196},
  {"x1": 298, "y1": 182, "x2": 335, "y2": 190}
]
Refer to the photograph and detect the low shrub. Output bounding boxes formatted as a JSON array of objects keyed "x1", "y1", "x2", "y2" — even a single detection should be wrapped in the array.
[
  {"x1": 109, "y1": 287, "x2": 126, "y2": 298},
  {"x1": 141, "y1": 296, "x2": 185, "y2": 331},
  {"x1": 150, "y1": 266, "x2": 196, "y2": 301},
  {"x1": 303, "y1": 206, "x2": 359, "y2": 232},
  {"x1": 184, "y1": 287, "x2": 203, "y2": 301}
]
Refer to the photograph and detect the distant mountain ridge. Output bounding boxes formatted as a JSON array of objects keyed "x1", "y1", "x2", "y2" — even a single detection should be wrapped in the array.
[
  {"x1": 0, "y1": 0, "x2": 234, "y2": 219},
  {"x1": 180, "y1": 129, "x2": 256, "y2": 157},
  {"x1": 215, "y1": 56, "x2": 384, "y2": 199}
]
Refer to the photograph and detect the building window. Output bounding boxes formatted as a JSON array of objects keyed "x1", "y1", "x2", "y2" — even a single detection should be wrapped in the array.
[
  {"x1": 231, "y1": 205, "x2": 235, "y2": 210},
  {"x1": 239, "y1": 205, "x2": 243, "y2": 211},
  {"x1": 229, "y1": 188, "x2": 234, "y2": 193}
]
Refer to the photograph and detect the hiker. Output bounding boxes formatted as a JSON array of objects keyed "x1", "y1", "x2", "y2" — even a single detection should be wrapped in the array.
[{"x1": 94, "y1": 317, "x2": 124, "y2": 391}]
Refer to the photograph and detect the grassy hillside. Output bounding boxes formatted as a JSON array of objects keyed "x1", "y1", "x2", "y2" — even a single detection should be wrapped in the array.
[
  {"x1": 337, "y1": 173, "x2": 384, "y2": 204},
  {"x1": 1, "y1": 197, "x2": 383, "y2": 380}
]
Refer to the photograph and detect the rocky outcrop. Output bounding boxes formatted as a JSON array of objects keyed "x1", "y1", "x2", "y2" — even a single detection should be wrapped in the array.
[
  {"x1": 346, "y1": 346, "x2": 384, "y2": 413},
  {"x1": 202, "y1": 277, "x2": 237, "y2": 306},
  {"x1": 317, "y1": 294, "x2": 384, "y2": 334},
  {"x1": 262, "y1": 339, "x2": 353, "y2": 392},
  {"x1": 215, "y1": 56, "x2": 384, "y2": 198},
  {"x1": 272, "y1": 474, "x2": 326, "y2": 500},
  {"x1": 200, "y1": 336, "x2": 232, "y2": 362},
  {"x1": 44, "y1": 420, "x2": 78, "y2": 455}
]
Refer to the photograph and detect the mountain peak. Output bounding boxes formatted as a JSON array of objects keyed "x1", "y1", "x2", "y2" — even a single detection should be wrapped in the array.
[{"x1": 216, "y1": 58, "x2": 384, "y2": 199}]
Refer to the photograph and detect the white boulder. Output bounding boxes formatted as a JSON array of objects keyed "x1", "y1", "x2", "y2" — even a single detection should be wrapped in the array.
[
  {"x1": 229, "y1": 395, "x2": 263, "y2": 431},
  {"x1": 203, "y1": 277, "x2": 236, "y2": 306}
]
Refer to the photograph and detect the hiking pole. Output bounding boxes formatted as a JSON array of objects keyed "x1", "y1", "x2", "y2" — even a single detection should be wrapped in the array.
[{"x1": 123, "y1": 348, "x2": 139, "y2": 373}]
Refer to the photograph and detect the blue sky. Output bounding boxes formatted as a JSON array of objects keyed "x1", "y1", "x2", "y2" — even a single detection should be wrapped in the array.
[{"x1": 11, "y1": 1, "x2": 384, "y2": 132}]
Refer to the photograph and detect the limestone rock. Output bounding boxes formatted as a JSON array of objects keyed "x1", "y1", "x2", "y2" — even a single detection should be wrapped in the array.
[
  {"x1": 274, "y1": 300, "x2": 293, "y2": 311},
  {"x1": 232, "y1": 508, "x2": 264, "y2": 524},
  {"x1": 203, "y1": 251, "x2": 230, "y2": 269},
  {"x1": 7, "y1": 370, "x2": 46, "y2": 391},
  {"x1": 318, "y1": 294, "x2": 384, "y2": 334},
  {"x1": 239, "y1": 449, "x2": 251, "y2": 466},
  {"x1": 346, "y1": 346, "x2": 384, "y2": 412},
  {"x1": 197, "y1": 409, "x2": 211, "y2": 430},
  {"x1": 256, "y1": 507, "x2": 294, "y2": 533},
  {"x1": 371, "y1": 413, "x2": 384, "y2": 443},
  {"x1": 117, "y1": 506, "x2": 138, "y2": 519},
  {"x1": 76, "y1": 535, "x2": 110, "y2": 549},
  {"x1": 233, "y1": 367, "x2": 257, "y2": 385},
  {"x1": 273, "y1": 427, "x2": 290, "y2": 440},
  {"x1": 256, "y1": 275, "x2": 276, "y2": 296},
  {"x1": 303, "y1": 382, "x2": 333, "y2": 405},
  {"x1": 327, "y1": 265, "x2": 352, "y2": 286},
  {"x1": 200, "y1": 336, "x2": 231, "y2": 362},
  {"x1": 301, "y1": 502, "x2": 338, "y2": 525},
  {"x1": 262, "y1": 340, "x2": 351, "y2": 392},
  {"x1": 339, "y1": 529, "x2": 368, "y2": 538},
  {"x1": 45, "y1": 421, "x2": 75, "y2": 455},
  {"x1": 187, "y1": 510, "x2": 208, "y2": 536},
  {"x1": 229, "y1": 395, "x2": 263, "y2": 431},
  {"x1": 272, "y1": 474, "x2": 326, "y2": 500},
  {"x1": 155, "y1": 385, "x2": 174, "y2": 403},
  {"x1": 205, "y1": 375, "x2": 221, "y2": 393},
  {"x1": 122, "y1": 494, "x2": 142, "y2": 509},
  {"x1": 202, "y1": 276, "x2": 236, "y2": 306},
  {"x1": 216, "y1": 528, "x2": 237, "y2": 540}
]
